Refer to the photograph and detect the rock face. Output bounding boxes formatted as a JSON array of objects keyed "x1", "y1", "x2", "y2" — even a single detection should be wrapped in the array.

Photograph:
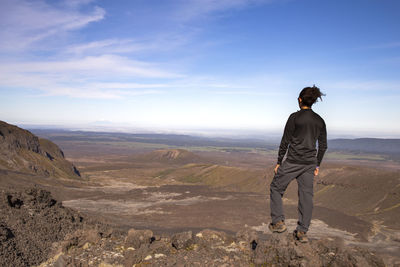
[
  {"x1": 0, "y1": 120, "x2": 80, "y2": 178},
  {"x1": 0, "y1": 188, "x2": 86, "y2": 266}
]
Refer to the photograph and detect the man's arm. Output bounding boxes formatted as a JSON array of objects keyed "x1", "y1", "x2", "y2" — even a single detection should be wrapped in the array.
[
  {"x1": 316, "y1": 120, "x2": 327, "y2": 167},
  {"x1": 277, "y1": 113, "x2": 296, "y2": 165}
]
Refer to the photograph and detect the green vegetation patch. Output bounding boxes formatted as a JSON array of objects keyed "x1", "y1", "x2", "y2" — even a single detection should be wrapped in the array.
[
  {"x1": 0, "y1": 158, "x2": 11, "y2": 168},
  {"x1": 325, "y1": 151, "x2": 386, "y2": 161},
  {"x1": 179, "y1": 175, "x2": 202, "y2": 183},
  {"x1": 153, "y1": 168, "x2": 176, "y2": 179}
]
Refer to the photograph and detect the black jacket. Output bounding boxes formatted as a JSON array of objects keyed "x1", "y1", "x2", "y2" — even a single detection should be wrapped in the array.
[{"x1": 277, "y1": 109, "x2": 327, "y2": 166}]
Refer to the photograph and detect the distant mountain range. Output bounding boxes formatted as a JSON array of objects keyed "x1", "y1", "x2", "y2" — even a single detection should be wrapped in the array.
[
  {"x1": 328, "y1": 138, "x2": 400, "y2": 155},
  {"x1": 29, "y1": 129, "x2": 279, "y2": 150},
  {"x1": 28, "y1": 129, "x2": 400, "y2": 156}
]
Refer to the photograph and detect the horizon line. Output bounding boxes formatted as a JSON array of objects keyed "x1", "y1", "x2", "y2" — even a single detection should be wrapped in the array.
[{"x1": 11, "y1": 121, "x2": 400, "y2": 140}]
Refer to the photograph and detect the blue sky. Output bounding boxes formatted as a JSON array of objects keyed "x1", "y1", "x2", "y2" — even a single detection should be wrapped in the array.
[{"x1": 0, "y1": 0, "x2": 399, "y2": 137}]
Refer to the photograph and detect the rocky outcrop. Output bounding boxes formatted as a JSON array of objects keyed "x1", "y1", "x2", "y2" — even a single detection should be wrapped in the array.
[
  {"x1": 44, "y1": 225, "x2": 385, "y2": 267},
  {"x1": 1, "y1": 188, "x2": 386, "y2": 267},
  {"x1": 0, "y1": 120, "x2": 80, "y2": 179},
  {"x1": 0, "y1": 188, "x2": 87, "y2": 266},
  {"x1": 44, "y1": 227, "x2": 385, "y2": 267}
]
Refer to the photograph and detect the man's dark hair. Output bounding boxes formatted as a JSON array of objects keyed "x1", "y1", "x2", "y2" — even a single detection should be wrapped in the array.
[{"x1": 299, "y1": 85, "x2": 325, "y2": 107}]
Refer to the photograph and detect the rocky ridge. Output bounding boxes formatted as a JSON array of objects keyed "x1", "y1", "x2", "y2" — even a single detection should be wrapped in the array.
[
  {"x1": 42, "y1": 225, "x2": 385, "y2": 267},
  {"x1": 0, "y1": 188, "x2": 386, "y2": 267},
  {"x1": 0, "y1": 187, "x2": 91, "y2": 266},
  {"x1": 0, "y1": 121, "x2": 80, "y2": 178}
]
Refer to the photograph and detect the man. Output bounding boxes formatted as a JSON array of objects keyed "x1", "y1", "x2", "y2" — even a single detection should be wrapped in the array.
[{"x1": 269, "y1": 85, "x2": 327, "y2": 243}]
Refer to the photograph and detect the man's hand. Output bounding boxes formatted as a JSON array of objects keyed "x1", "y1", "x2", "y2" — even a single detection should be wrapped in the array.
[
  {"x1": 274, "y1": 164, "x2": 280, "y2": 174},
  {"x1": 314, "y1": 167, "x2": 319, "y2": 176}
]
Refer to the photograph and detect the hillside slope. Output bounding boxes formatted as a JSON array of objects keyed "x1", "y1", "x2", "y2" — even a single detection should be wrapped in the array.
[
  {"x1": 313, "y1": 164, "x2": 400, "y2": 229},
  {"x1": 137, "y1": 149, "x2": 205, "y2": 164},
  {"x1": 153, "y1": 163, "x2": 266, "y2": 193},
  {"x1": 0, "y1": 121, "x2": 81, "y2": 179}
]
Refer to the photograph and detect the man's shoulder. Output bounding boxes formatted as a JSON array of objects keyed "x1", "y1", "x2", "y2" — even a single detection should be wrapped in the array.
[
  {"x1": 311, "y1": 110, "x2": 326, "y2": 125},
  {"x1": 290, "y1": 110, "x2": 301, "y2": 117}
]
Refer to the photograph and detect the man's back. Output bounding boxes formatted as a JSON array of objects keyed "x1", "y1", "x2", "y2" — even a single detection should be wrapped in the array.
[
  {"x1": 278, "y1": 109, "x2": 327, "y2": 166},
  {"x1": 287, "y1": 109, "x2": 327, "y2": 165}
]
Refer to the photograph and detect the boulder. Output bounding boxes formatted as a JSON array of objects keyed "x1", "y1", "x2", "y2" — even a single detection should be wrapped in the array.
[
  {"x1": 195, "y1": 229, "x2": 233, "y2": 247},
  {"x1": 125, "y1": 229, "x2": 154, "y2": 249},
  {"x1": 171, "y1": 231, "x2": 193, "y2": 250}
]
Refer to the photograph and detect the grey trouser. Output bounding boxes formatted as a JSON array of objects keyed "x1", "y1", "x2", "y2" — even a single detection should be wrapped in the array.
[{"x1": 270, "y1": 160, "x2": 316, "y2": 233}]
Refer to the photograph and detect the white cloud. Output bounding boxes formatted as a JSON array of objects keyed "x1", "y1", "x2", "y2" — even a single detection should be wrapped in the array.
[
  {"x1": 40, "y1": 86, "x2": 163, "y2": 99},
  {"x1": 0, "y1": 0, "x2": 283, "y2": 100},
  {"x1": 64, "y1": 30, "x2": 196, "y2": 56},
  {"x1": 0, "y1": 0, "x2": 105, "y2": 51},
  {"x1": 88, "y1": 82, "x2": 170, "y2": 90},
  {"x1": 0, "y1": 55, "x2": 181, "y2": 78},
  {"x1": 63, "y1": 0, "x2": 95, "y2": 8},
  {"x1": 0, "y1": 54, "x2": 182, "y2": 99},
  {"x1": 363, "y1": 41, "x2": 400, "y2": 50},
  {"x1": 0, "y1": 69, "x2": 167, "y2": 99},
  {"x1": 175, "y1": 0, "x2": 274, "y2": 21},
  {"x1": 65, "y1": 39, "x2": 147, "y2": 55},
  {"x1": 326, "y1": 80, "x2": 400, "y2": 92},
  {"x1": 2, "y1": 53, "x2": 293, "y2": 99}
]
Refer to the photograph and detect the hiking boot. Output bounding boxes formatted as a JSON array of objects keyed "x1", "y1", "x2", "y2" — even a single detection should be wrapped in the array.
[
  {"x1": 268, "y1": 220, "x2": 287, "y2": 233},
  {"x1": 293, "y1": 230, "x2": 308, "y2": 243}
]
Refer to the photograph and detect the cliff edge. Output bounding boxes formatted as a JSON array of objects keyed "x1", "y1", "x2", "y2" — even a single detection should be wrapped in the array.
[{"x1": 0, "y1": 121, "x2": 80, "y2": 179}]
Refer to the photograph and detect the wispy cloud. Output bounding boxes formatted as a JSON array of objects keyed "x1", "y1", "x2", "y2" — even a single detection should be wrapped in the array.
[
  {"x1": 65, "y1": 39, "x2": 147, "y2": 55},
  {"x1": 327, "y1": 80, "x2": 400, "y2": 92},
  {"x1": 63, "y1": 0, "x2": 95, "y2": 8},
  {"x1": 39, "y1": 86, "x2": 163, "y2": 99},
  {"x1": 175, "y1": 0, "x2": 274, "y2": 21},
  {"x1": 0, "y1": 69, "x2": 167, "y2": 99},
  {"x1": 0, "y1": 0, "x2": 281, "y2": 100},
  {"x1": 0, "y1": 54, "x2": 182, "y2": 98},
  {"x1": 64, "y1": 34, "x2": 192, "y2": 55},
  {"x1": 62, "y1": 0, "x2": 270, "y2": 57},
  {"x1": 214, "y1": 90, "x2": 277, "y2": 96},
  {"x1": 0, "y1": 0, "x2": 105, "y2": 51},
  {"x1": 362, "y1": 41, "x2": 400, "y2": 50},
  {"x1": 0, "y1": 55, "x2": 181, "y2": 78}
]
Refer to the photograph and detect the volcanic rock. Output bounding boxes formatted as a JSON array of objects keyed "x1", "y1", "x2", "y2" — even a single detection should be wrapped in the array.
[
  {"x1": 171, "y1": 230, "x2": 194, "y2": 250},
  {"x1": 0, "y1": 120, "x2": 81, "y2": 179},
  {"x1": 0, "y1": 188, "x2": 86, "y2": 266},
  {"x1": 0, "y1": 187, "x2": 387, "y2": 267},
  {"x1": 125, "y1": 228, "x2": 154, "y2": 249}
]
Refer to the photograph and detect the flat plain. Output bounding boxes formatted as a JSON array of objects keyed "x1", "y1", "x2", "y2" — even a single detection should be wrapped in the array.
[{"x1": 2, "y1": 130, "x2": 400, "y2": 265}]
